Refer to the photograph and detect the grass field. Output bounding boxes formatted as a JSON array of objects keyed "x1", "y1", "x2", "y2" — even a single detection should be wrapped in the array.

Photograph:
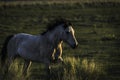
[{"x1": 0, "y1": 1, "x2": 120, "y2": 80}]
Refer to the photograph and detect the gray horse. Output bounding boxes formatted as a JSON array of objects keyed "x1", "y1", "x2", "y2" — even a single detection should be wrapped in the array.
[{"x1": 1, "y1": 18, "x2": 78, "y2": 77}]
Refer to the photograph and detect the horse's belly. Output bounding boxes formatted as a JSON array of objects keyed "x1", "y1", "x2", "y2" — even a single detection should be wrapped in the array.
[{"x1": 17, "y1": 47, "x2": 49, "y2": 62}]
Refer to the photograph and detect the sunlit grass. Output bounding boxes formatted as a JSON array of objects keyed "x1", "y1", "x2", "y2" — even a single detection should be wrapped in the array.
[
  {"x1": 0, "y1": 60, "x2": 28, "y2": 80},
  {"x1": 50, "y1": 57, "x2": 105, "y2": 80},
  {"x1": 0, "y1": 57, "x2": 105, "y2": 80}
]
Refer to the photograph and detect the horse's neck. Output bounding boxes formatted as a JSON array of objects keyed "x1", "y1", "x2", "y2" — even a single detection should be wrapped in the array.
[{"x1": 44, "y1": 30, "x2": 62, "y2": 48}]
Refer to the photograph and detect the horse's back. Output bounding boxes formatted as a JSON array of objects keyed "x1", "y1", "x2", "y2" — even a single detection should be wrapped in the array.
[
  {"x1": 15, "y1": 33, "x2": 35, "y2": 40},
  {"x1": 7, "y1": 33, "x2": 39, "y2": 56}
]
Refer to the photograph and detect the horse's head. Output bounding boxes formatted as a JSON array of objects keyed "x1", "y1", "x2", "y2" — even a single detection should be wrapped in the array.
[
  {"x1": 44, "y1": 18, "x2": 78, "y2": 49},
  {"x1": 61, "y1": 23, "x2": 78, "y2": 49}
]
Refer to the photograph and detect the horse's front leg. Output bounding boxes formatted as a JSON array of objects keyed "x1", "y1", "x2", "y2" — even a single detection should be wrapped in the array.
[
  {"x1": 22, "y1": 60, "x2": 31, "y2": 76},
  {"x1": 54, "y1": 44, "x2": 64, "y2": 64},
  {"x1": 57, "y1": 57, "x2": 64, "y2": 65}
]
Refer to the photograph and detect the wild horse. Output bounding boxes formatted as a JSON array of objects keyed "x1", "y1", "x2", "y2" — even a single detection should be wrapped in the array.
[{"x1": 1, "y1": 18, "x2": 78, "y2": 78}]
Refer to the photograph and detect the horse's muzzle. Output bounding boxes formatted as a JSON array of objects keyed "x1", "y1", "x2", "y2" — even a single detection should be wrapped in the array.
[{"x1": 72, "y1": 43, "x2": 78, "y2": 49}]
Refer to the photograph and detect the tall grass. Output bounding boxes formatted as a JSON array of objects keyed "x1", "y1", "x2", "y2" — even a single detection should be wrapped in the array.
[
  {"x1": 50, "y1": 57, "x2": 105, "y2": 80},
  {"x1": 0, "y1": 57, "x2": 105, "y2": 80},
  {"x1": 0, "y1": 59, "x2": 28, "y2": 80}
]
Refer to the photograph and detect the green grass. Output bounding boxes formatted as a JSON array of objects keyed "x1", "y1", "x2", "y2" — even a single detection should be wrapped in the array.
[{"x1": 0, "y1": 2, "x2": 120, "y2": 80}]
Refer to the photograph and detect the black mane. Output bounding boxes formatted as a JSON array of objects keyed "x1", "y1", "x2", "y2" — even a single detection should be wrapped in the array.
[{"x1": 41, "y1": 18, "x2": 72, "y2": 35}]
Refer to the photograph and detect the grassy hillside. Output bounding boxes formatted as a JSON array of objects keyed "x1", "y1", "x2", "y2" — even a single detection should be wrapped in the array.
[{"x1": 0, "y1": 2, "x2": 120, "y2": 80}]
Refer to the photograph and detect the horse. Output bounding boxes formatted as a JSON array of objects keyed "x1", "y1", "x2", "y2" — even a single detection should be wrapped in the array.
[{"x1": 1, "y1": 18, "x2": 78, "y2": 78}]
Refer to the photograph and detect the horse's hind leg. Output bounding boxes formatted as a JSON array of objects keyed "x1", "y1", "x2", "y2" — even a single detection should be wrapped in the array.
[{"x1": 22, "y1": 60, "x2": 31, "y2": 76}]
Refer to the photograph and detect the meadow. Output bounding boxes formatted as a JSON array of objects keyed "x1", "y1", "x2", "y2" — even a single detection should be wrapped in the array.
[{"x1": 0, "y1": 1, "x2": 120, "y2": 80}]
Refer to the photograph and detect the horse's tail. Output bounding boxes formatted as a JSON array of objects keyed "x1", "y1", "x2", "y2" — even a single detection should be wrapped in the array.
[{"x1": 1, "y1": 35, "x2": 14, "y2": 66}]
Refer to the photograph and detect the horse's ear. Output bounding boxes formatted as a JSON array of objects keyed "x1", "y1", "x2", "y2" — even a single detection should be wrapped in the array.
[{"x1": 63, "y1": 22, "x2": 72, "y2": 29}]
